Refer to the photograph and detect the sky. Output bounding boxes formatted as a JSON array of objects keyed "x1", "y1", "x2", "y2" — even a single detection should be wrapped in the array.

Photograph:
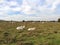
[{"x1": 0, "y1": 0, "x2": 60, "y2": 21}]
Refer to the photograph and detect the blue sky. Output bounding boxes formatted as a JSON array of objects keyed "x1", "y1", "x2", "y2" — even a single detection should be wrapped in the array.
[{"x1": 0, "y1": 0, "x2": 60, "y2": 21}]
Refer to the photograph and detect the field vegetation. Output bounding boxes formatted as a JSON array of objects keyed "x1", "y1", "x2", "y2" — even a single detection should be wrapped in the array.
[{"x1": 0, "y1": 21, "x2": 60, "y2": 45}]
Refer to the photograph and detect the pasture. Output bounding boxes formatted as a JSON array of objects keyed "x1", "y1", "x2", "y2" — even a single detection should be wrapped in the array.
[{"x1": 0, "y1": 21, "x2": 60, "y2": 45}]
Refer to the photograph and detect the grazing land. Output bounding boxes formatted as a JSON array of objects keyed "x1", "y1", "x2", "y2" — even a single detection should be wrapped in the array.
[{"x1": 0, "y1": 21, "x2": 60, "y2": 45}]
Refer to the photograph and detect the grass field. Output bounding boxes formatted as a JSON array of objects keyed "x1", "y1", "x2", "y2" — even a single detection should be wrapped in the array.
[{"x1": 0, "y1": 21, "x2": 60, "y2": 45}]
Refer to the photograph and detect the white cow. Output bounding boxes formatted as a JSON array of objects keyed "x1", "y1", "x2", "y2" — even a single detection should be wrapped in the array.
[
  {"x1": 28, "y1": 27, "x2": 36, "y2": 31},
  {"x1": 16, "y1": 25, "x2": 25, "y2": 30},
  {"x1": 41, "y1": 22, "x2": 45, "y2": 24},
  {"x1": 32, "y1": 22, "x2": 35, "y2": 23}
]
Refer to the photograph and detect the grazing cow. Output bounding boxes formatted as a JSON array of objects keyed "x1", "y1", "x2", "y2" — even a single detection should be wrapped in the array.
[
  {"x1": 32, "y1": 22, "x2": 35, "y2": 23},
  {"x1": 16, "y1": 25, "x2": 25, "y2": 30},
  {"x1": 28, "y1": 27, "x2": 36, "y2": 31},
  {"x1": 41, "y1": 22, "x2": 45, "y2": 24}
]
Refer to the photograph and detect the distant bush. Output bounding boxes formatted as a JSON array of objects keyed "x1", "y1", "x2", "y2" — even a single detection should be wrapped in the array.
[
  {"x1": 50, "y1": 21, "x2": 56, "y2": 22},
  {"x1": 58, "y1": 18, "x2": 60, "y2": 22},
  {"x1": 23, "y1": 20, "x2": 25, "y2": 22}
]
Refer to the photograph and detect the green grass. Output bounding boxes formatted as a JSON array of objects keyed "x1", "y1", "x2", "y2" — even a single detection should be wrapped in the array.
[{"x1": 0, "y1": 21, "x2": 60, "y2": 45}]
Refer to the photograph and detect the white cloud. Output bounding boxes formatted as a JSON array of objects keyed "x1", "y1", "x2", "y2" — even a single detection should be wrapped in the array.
[
  {"x1": 36, "y1": 0, "x2": 60, "y2": 13},
  {"x1": 7, "y1": 1, "x2": 19, "y2": 6},
  {"x1": 0, "y1": 0, "x2": 60, "y2": 21},
  {"x1": 10, "y1": 7, "x2": 21, "y2": 11},
  {"x1": 0, "y1": 0, "x2": 4, "y2": 3}
]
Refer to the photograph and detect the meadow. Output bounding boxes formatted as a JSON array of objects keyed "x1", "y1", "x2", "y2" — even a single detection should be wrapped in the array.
[{"x1": 0, "y1": 21, "x2": 60, "y2": 45}]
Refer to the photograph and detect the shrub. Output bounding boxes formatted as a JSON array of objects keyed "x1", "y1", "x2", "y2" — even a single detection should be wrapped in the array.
[
  {"x1": 3, "y1": 32, "x2": 12, "y2": 44},
  {"x1": 58, "y1": 18, "x2": 60, "y2": 22}
]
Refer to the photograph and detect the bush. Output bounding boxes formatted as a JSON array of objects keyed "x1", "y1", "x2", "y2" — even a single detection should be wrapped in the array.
[
  {"x1": 23, "y1": 20, "x2": 25, "y2": 22},
  {"x1": 58, "y1": 18, "x2": 60, "y2": 22},
  {"x1": 3, "y1": 32, "x2": 12, "y2": 44}
]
